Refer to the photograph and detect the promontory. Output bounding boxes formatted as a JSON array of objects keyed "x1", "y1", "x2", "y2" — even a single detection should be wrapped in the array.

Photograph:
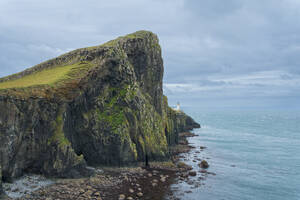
[{"x1": 0, "y1": 30, "x2": 200, "y2": 197}]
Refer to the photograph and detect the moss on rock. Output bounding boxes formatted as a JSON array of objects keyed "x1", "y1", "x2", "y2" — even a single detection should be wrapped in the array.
[{"x1": 48, "y1": 112, "x2": 71, "y2": 147}]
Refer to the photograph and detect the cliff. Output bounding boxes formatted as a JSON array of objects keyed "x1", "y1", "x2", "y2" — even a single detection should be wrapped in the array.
[{"x1": 0, "y1": 31, "x2": 200, "y2": 195}]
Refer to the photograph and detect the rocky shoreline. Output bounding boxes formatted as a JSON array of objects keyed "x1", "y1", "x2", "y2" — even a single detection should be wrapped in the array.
[{"x1": 2, "y1": 130, "x2": 208, "y2": 200}]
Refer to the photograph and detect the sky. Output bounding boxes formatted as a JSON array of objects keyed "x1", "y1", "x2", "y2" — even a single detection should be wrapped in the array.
[{"x1": 0, "y1": 0, "x2": 300, "y2": 109}]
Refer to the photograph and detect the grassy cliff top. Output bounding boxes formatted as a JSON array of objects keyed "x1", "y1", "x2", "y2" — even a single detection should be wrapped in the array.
[
  {"x1": 0, "y1": 62, "x2": 88, "y2": 90},
  {"x1": 0, "y1": 61, "x2": 93, "y2": 99},
  {"x1": 0, "y1": 30, "x2": 157, "y2": 93}
]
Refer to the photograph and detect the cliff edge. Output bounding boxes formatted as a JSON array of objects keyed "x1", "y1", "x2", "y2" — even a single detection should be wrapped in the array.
[{"x1": 0, "y1": 31, "x2": 200, "y2": 195}]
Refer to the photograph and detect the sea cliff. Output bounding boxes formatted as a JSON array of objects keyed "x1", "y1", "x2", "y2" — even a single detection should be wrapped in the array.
[{"x1": 0, "y1": 31, "x2": 199, "y2": 197}]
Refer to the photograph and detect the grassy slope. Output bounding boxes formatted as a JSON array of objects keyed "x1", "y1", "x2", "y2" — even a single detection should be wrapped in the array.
[
  {"x1": 0, "y1": 64, "x2": 74, "y2": 89},
  {"x1": 0, "y1": 62, "x2": 93, "y2": 89},
  {"x1": 0, "y1": 30, "x2": 156, "y2": 97}
]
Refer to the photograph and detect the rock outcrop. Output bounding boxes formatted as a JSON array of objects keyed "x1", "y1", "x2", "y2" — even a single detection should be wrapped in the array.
[
  {"x1": 162, "y1": 96, "x2": 200, "y2": 145},
  {"x1": 0, "y1": 31, "x2": 200, "y2": 195}
]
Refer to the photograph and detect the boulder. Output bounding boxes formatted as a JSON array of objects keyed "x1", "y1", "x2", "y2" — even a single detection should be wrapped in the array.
[
  {"x1": 189, "y1": 171, "x2": 197, "y2": 176},
  {"x1": 119, "y1": 194, "x2": 126, "y2": 200},
  {"x1": 199, "y1": 160, "x2": 209, "y2": 169},
  {"x1": 177, "y1": 162, "x2": 193, "y2": 171},
  {"x1": 137, "y1": 192, "x2": 143, "y2": 197}
]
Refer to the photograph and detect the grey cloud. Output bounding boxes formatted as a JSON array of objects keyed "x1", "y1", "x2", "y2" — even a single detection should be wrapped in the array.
[
  {"x1": 0, "y1": 0, "x2": 299, "y2": 108},
  {"x1": 184, "y1": 0, "x2": 243, "y2": 19}
]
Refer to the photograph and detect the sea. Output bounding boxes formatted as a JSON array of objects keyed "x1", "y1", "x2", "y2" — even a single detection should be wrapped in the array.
[{"x1": 169, "y1": 108, "x2": 300, "y2": 200}]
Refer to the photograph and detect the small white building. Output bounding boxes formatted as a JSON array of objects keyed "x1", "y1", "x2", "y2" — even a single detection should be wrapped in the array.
[{"x1": 175, "y1": 102, "x2": 180, "y2": 111}]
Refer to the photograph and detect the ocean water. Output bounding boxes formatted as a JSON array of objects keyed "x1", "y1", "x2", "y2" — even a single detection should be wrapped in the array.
[
  {"x1": 3, "y1": 174, "x2": 54, "y2": 198},
  {"x1": 170, "y1": 108, "x2": 300, "y2": 200}
]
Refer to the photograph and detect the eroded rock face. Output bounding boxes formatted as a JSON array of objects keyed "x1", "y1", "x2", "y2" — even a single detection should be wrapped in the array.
[
  {"x1": 0, "y1": 31, "x2": 200, "y2": 193},
  {"x1": 0, "y1": 165, "x2": 3, "y2": 196}
]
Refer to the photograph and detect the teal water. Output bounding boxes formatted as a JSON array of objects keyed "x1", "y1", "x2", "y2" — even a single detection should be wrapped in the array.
[{"x1": 170, "y1": 109, "x2": 300, "y2": 200}]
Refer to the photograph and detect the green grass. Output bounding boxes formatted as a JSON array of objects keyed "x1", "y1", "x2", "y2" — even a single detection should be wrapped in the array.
[
  {"x1": 96, "y1": 87, "x2": 128, "y2": 131},
  {"x1": 0, "y1": 62, "x2": 91, "y2": 90}
]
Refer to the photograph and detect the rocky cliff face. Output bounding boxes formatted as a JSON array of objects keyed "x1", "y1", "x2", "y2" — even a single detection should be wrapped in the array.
[
  {"x1": 0, "y1": 31, "x2": 199, "y2": 194},
  {"x1": 0, "y1": 165, "x2": 2, "y2": 196}
]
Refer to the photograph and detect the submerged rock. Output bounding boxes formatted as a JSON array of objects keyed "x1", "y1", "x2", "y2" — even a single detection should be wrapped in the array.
[
  {"x1": 189, "y1": 171, "x2": 197, "y2": 176},
  {"x1": 0, "y1": 31, "x2": 200, "y2": 196},
  {"x1": 199, "y1": 160, "x2": 209, "y2": 169}
]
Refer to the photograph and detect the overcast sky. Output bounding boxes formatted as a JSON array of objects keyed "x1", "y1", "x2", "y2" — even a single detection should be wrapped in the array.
[{"x1": 0, "y1": 0, "x2": 300, "y2": 109}]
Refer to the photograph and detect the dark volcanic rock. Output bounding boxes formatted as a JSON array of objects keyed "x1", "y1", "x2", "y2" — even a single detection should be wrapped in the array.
[
  {"x1": 199, "y1": 160, "x2": 209, "y2": 169},
  {"x1": 189, "y1": 171, "x2": 197, "y2": 176},
  {"x1": 0, "y1": 31, "x2": 200, "y2": 196}
]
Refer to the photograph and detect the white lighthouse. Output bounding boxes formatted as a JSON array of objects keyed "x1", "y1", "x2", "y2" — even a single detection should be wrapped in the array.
[{"x1": 176, "y1": 102, "x2": 180, "y2": 111}]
